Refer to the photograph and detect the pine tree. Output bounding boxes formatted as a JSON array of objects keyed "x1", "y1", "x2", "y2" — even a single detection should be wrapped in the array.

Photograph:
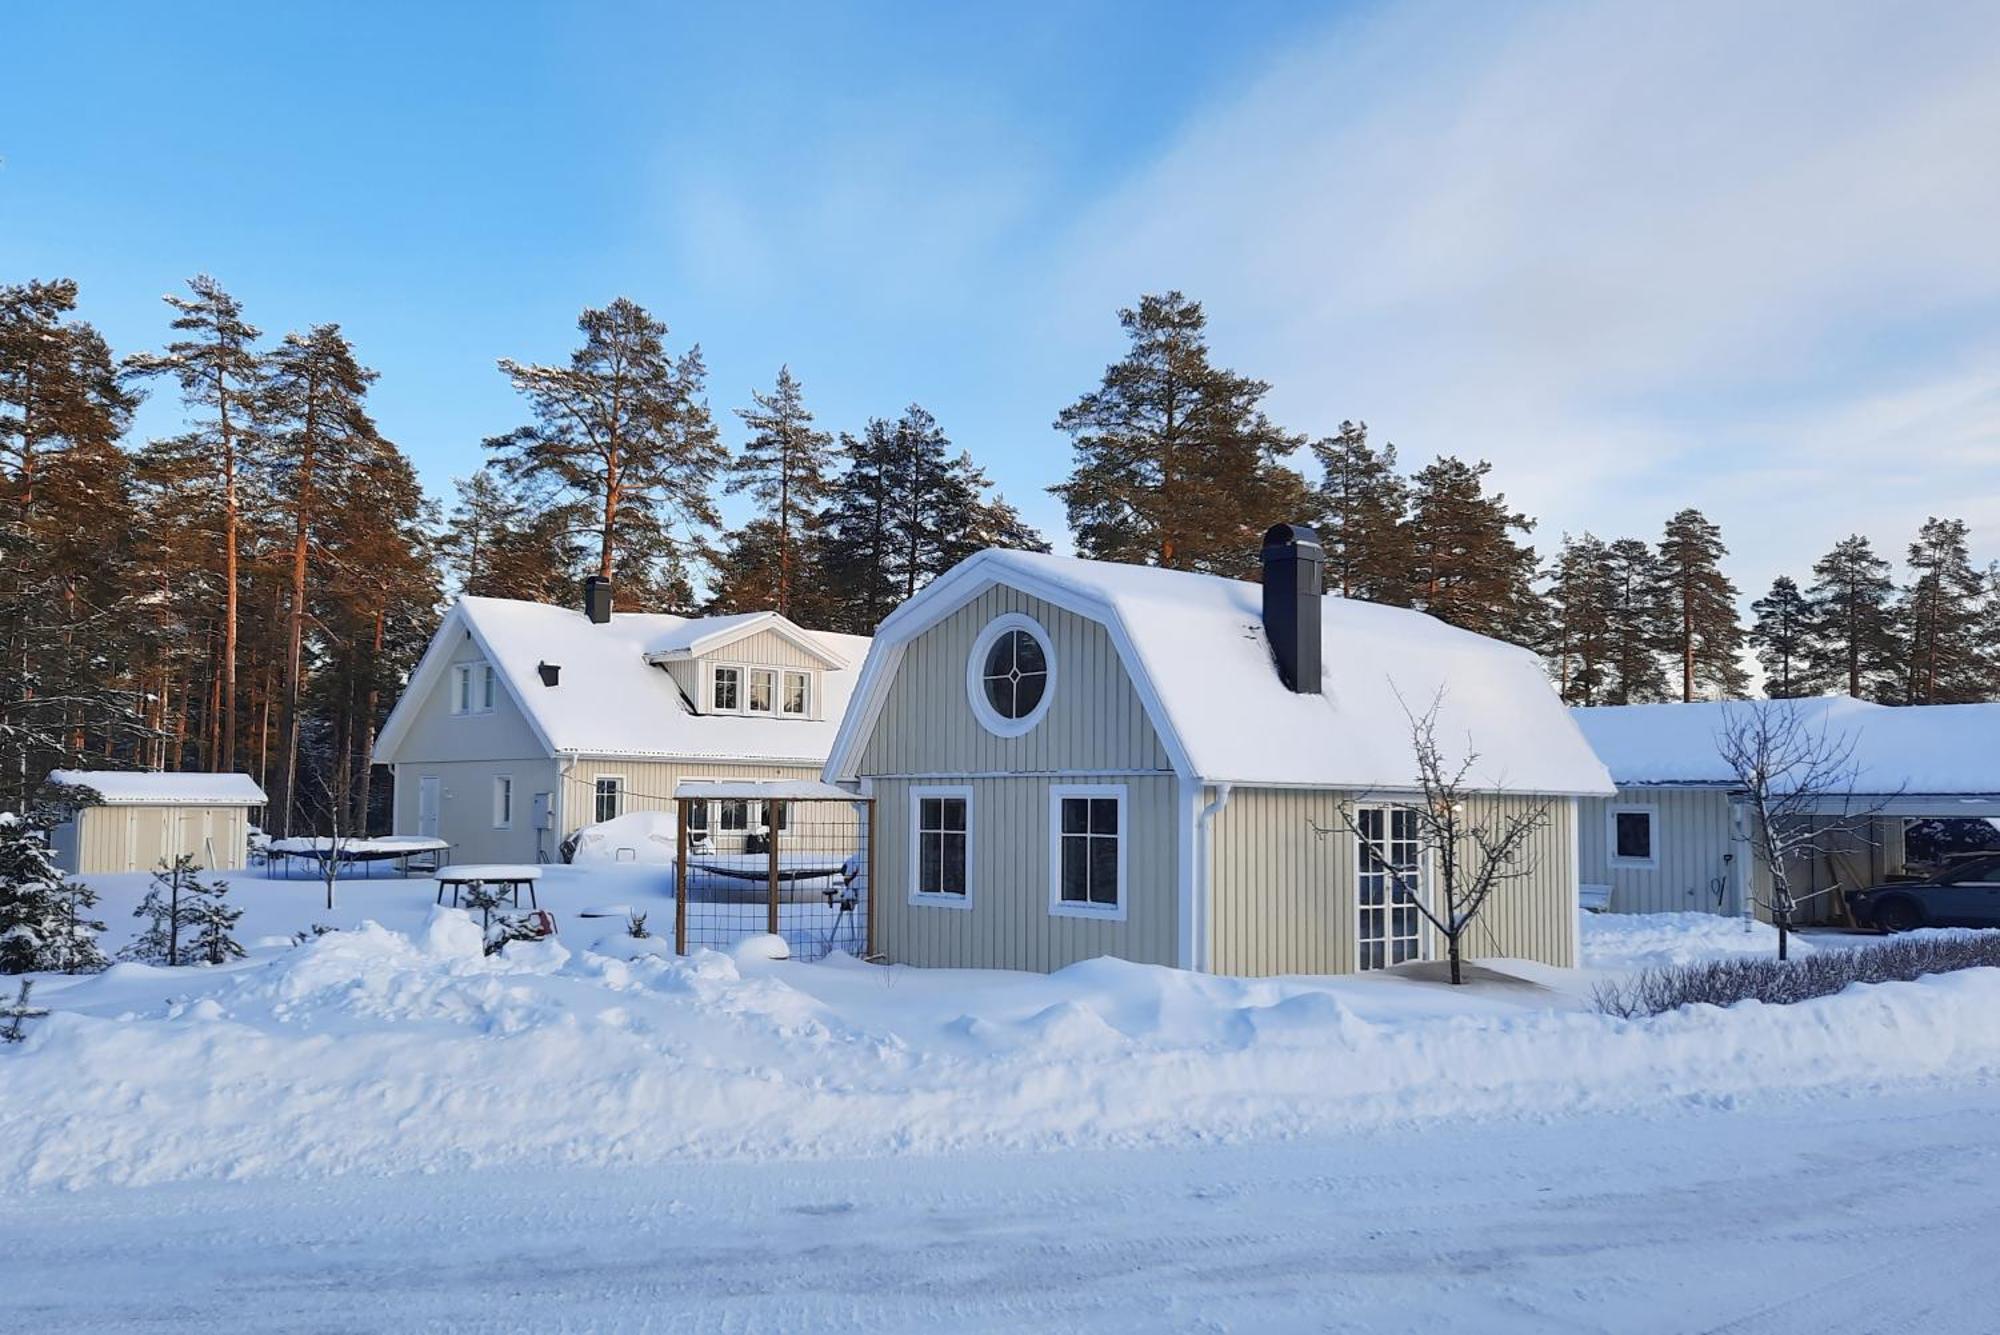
[
  {"x1": 1311, "y1": 421, "x2": 1410, "y2": 604},
  {"x1": 727, "y1": 367, "x2": 834, "y2": 616},
  {"x1": 127, "y1": 276, "x2": 264, "y2": 772},
  {"x1": 261, "y1": 324, "x2": 382, "y2": 836},
  {"x1": 1803, "y1": 535, "x2": 1901, "y2": 700},
  {"x1": 125, "y1": 854, "x2": 208, "y2": 967},
  {"x1": 188, "y1": 876, "x2": 245, "y2": 966},
  {"x1": 820, "y1": 421, "x2": 900, "y2": 632},
  {"x1": 492, "y1": 299, "x2": 724, "y2": 602},
  {"x1": 0, "y1": 279, "x2": 145, "y2": 802},
  {"x1": 1656, "y1": 508, "x2": 1748, "y2": 700},
  {"x1": 1053, "y1": 292, "x2": 1309, "y2": 578},
  {"x1": 1603, "y1": 538, "x2": 1670, "y2": 704},
  {"x1": 1900, "y1": 516, "x2": 1988, "y2": 704},
  {"x1": 1749, "y1": 576, "x2": 1814, "y2": 698},
  {"x1": 0, "y1": 806, "x2": 108, "y2": 974},
  {"x1": 1544, "y1": 534, "x2": 1615, "y2": 704},
  {"x1": 1404, "y1": 457, "x2": 1545, "y2": 646},
  {"x1": 443, "y1": 462, "x2": 582, "y2": 603}
]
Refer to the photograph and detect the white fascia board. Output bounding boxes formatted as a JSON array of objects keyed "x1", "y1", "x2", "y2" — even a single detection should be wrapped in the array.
[{"x1": 648, "y1": 613, "x2": 850, "y2": 669}]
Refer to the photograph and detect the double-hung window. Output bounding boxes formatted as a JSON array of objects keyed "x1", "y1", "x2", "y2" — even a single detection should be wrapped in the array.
[
  {"x1": 593, "y1": 776, "x2": 623, "y2": 824},
  {"x1": 711, "y1": 666, "x2": 741, "y2": 712},
  {"x1": 910, "y1": 788, "x2": 970, "y2": 905},
  {"x1": 1356, "y1": 806, "x2": 1424, "y2": 970},
  {"x1": 782, "y1": 671, "x2": 810, "y2": 716},
  {"x1": 1049, "y1": 785, "x2": 1125, "y2": 918},
  {"x1": 748, "y1": 668, "x2": 776, "y2": 714}
]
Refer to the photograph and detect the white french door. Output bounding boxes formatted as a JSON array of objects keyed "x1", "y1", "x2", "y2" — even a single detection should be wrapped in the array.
[{"x1": 1356, "y1": 806, "x2": 1425, "y2": 970}]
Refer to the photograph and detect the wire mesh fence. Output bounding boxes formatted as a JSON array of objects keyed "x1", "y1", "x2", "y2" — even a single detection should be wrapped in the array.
[{"x1": 674, "y1": 794, "x2": 874, "y2": 962}]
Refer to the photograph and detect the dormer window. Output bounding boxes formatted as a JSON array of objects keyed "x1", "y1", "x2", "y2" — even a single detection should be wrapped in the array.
[
  {"x1": 712, "y1": 666, "x2": 741, "y2": 712},
  {"x1": 748, "y1": 668, "x2": 776, "y2": 714},
  {"x1": 451, "y1": 662, "x2": 497, "y2": 715},
  {"x1": 782, "y1": 671, "x2": 810, "y2": 716}
]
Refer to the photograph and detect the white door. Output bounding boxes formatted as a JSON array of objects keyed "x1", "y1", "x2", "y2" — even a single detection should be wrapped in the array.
[{"x1": 417, "y1": 777, "x2": 442, "y2": 839}]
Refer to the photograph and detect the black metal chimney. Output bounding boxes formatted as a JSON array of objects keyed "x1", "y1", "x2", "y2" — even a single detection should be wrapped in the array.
[
  {"x1": 1261, "y1": 523, "x2": 1323, "y2": 694},
  {"x1": 583, "y1": 576, "x2": 613, "y2": 625}
]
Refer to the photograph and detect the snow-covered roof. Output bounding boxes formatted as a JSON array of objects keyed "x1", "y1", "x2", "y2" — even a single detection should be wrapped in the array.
[
  {"x1": 1573, "y1": 698, "x2": 2000, "y2": 795},
  {"x1": 828, "y1": 550, "x2": 1615, "y2": 796},
  {"x1": 677, "y1": 778, "x2": 858, "y2": 801},
  {"x1": 47, "y1": 770, "x2": 267, "y2": 806},
  {"x1": 375, "y1": 598, "x2": 871, "y2": 764}
]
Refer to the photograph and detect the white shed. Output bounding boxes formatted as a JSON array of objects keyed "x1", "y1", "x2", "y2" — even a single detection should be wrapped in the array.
[{"x1": 46, "y1": 771, "x2": 268, "y2": 874}]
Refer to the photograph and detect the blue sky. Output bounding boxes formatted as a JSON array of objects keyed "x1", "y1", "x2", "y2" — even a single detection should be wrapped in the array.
[{"x1": 4, "y1": 1, "x2": 1998, "y2": 597}]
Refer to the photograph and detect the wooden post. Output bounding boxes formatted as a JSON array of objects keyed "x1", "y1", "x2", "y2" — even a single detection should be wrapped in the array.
[
  {"x1": 675, "y1": 797, "x2": 689, "y2": 956},
  {"x1": 865, "y1": 798, "x2": 877, "y2": 961},
  {"x1": 767, "y1": 800, "x2": 783, "y2": 939}
]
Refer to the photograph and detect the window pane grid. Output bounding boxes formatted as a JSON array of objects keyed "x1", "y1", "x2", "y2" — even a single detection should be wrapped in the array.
[
  {"x1": 1357, "y1": 806, "x2": 1422, "y2": 969},
  {"x1": 1057, "y1": 795, "x2": 1119, "y2": 908},
  {"x1": 916, "y1": 796, "x2": 968, "y2": 898}
]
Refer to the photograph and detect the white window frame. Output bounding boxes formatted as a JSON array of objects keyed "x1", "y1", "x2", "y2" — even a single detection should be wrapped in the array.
[
  {"x1": 450, "y1": 662, "x2": 497, "y2": 716},
  {"x1": 592, "y1": 775, "x2": 624, "y2": 825},
  {"x1": 908, "y1": 785, "x2": 974, "y2": 910},
  {"x1": 1048, "y1": 783, "x2": 1127, "y2": 921},
  {"x1": 1353, "y1": 804, "x2": 1430, "y2": 972},
  {"x1": 966, "y1": 612, "x2": 1058, "y2": 739},
  {"x1": 710, "y1": 664, "x2": 742, "y2": 713},
  {"x1": 492, "y1": 775, "x2": 514, "y2": 830},
  {"x1": 747, "y1": 667, "x2": 777, "y2": 714},
  {"x1": 1608, "y1": 804, "x2": 1659, "y2": 869},
  {"x1": 719, "y1": 797, "x2": 752, "y2": 833},
  {"x1": 782, "y1": 670, "x2": 811, "y2": 717}
]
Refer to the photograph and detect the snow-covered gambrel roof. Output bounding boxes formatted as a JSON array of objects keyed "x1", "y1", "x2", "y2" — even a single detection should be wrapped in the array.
[
  {"x1": 1573, "y1": 697, "x2": 2000, "y2": 796},
  {"x1": 374, "y1": 598, "x2": 872, "y2": 764},
  {"x1": 826, "y1": 550, "x2": 1616, "y2": 796},
  {"x1": 48, "y1": 770, "x2": 268, "y2": 806}
]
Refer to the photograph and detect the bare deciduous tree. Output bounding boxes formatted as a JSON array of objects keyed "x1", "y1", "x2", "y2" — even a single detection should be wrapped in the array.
[
  {"x1": 1313, "y1": 691, "x2": 1554, "y2": 985},
  {"x1": 1717, "y1": 701, "x2": 1896, "y2": 961}
]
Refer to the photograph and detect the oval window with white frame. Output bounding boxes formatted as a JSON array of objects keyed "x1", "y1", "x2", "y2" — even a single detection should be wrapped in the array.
[{"x1": 966, "y1": 612, "x2": 1057, "y2": 737}]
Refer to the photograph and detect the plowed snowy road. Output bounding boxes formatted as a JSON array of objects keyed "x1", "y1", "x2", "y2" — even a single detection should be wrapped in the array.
[{"x1": 6, "y1": 1083, "x2": 1997, "y2": 1333}]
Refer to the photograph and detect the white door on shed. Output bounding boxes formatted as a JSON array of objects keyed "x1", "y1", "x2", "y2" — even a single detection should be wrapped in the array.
[{"x1": 417, "y1": 777, "x2": 442, "y2": 839}]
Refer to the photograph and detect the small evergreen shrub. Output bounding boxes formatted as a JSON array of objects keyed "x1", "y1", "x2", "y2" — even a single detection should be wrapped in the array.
[
  {"x1": 1594, "y1": 934, "x2": 2000, "y2": 1018},
  {"x1": 125, "y1": 856, "x2": 240, "y2": 967},
  {"x1": 0, "y1": 809, "x2": 109, "y2": 974}
]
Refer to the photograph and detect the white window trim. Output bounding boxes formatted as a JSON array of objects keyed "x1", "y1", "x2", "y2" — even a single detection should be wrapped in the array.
[
  {"x1": 908, "y1": 784, "x2": 974, "y2": 910},
  {"x1": 1608, "y1": 804, "x2": 1659, "y2": 869},
  {"x1": 746, "y1": 667, "x2": 777, "y2": 714},
  {"x1": 1352, "y1": 803, "x2": 1432, "y2": 972},
  {"x1": 592, "y1": 775, "x2": 624, "y2": 825},
  {"x1": 781, "y1": 669, "x2": 812, "y2": 717},
  {"x1": 450, "y1": 662, "x2": 497, "y2": 717},
  {"x1": 1048, "y1": 783, "x2": 1127, "y2": 922},
  {"x1": 492, "y1": 775, "x2": 514, "y2": 830},
  {"x1": 703, "y1": 660, "x2": 817, "y2": 718},
  {"x1": 966, "y1": 612, "x2": 1058, "y2": 739},
  {"x1": 708, "y1": 663, "x2": 743, "y2": 714}
]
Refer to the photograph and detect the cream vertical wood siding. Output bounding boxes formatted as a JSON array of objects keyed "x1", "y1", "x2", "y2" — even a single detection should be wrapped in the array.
[
  {"x1": 855, "y1": 585, "x2": 1179, "y2": 970},
  {"x1": 705, "y1": 628, "x2": 832, "y2": 672},
  {"x1": 1207, "y1": 788, "x2": 1579, "y2": 975},
  {"x1": 1577, "y1": 786, "x2": 1743, "y2": 915},
  {"x1": 857, "y1": 585, "x2": 1172, "y2": 777},
  {"x1": 558, "y1": 758, "x2": 825, "y2": 836},
  {"x1": 62, "y1": 804, "x2": 254, "y2": 874},
  {"x1": 871, "y1": 774, "x2": 1181, "y2": 969}
]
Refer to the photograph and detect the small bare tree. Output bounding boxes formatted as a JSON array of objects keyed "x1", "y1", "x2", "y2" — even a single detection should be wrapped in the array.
[
  {"x1": 309, "y1": 770, "x2": 353, "y2": 912},
  {"x1": 1313, "y1": 691, "x2": 1554, "y2": 985},
  {"x1": 1717, "y1": 701, "x2": 1895, "y2": 961}
]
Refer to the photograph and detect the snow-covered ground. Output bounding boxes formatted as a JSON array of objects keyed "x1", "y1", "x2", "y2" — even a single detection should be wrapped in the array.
[{"x1": 7, "y1": 879, "x2": 1999, "y2": 1329}]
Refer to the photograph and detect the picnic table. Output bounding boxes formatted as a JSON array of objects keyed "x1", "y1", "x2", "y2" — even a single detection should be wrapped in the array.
[
  {"x1": 266, "y1": 836, "x2": 451, "y2": 879},
  {"x1": 434, "y1": 863, "x2": 543, "y2": 909}
]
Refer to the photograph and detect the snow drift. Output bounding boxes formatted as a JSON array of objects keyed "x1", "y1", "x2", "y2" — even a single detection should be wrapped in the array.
[{"x1": 5, "y1": 909, "x2": 2000, "y2": 1191}]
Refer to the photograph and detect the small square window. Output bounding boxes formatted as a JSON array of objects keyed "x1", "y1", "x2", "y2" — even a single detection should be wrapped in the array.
[
  {"x1": 1612, "y1": 808, "x2": 1655, "y2": 864},
  {"x1": 719, "y1": 799, "x2": 751, "y2": 832}
]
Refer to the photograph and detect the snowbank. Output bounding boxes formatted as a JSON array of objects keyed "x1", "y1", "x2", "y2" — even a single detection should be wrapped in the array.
[
  {"x1": 4, "y1": 910, "x2": 2000, "y2": 1191},
  {"x1": 565, "y1": 811, "x2": 678, "y2": 865}
]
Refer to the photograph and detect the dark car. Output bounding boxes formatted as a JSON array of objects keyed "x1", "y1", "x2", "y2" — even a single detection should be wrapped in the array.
[{"x1": 1846, "y1": 853, "x2": 2000, "y2": 931}]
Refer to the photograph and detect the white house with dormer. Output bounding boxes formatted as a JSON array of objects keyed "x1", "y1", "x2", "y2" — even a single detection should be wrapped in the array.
[{"x1": 373, "y1": 578, "x2": 871, "y2": 863}]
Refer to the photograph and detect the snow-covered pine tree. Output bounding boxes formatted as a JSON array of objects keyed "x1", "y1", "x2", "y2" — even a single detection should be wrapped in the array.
[
  {"x1": 187, "y1": 876, "x2": 245, "y2": 966},
  {"x1": 1603, "y1": 539, "x2": 1670, "y2": 704},
  {"x1": 126, "y1": 276, "x2": 265, "y2": 772},
  {"x1": 0, "y1": 807, "x2": 108, "y2": 974},
  {"x1": 728, "y1": 367, "x2": 834, "y2": 617},
  {"x1": 1403, "y1": 456, "x2": 1545, "y2": 648},
  {"x1": 1899, "y1": 516, "x2": 1989, "y2": 704},
  {"x1": 124, "y1": 855, "x2": 208, "y2": 967},
  {"x1": 0, "y1": 978, "x2": 47, "y2": 1043},
  {"x1": 1656, "y1": 508, "x2": 1748, "y2": 701},
  {"x1": 1053, "y1": 292, "x2": 1310, "y2": 579},
  {"x1": 492, "y1": 299, "x2": 725, "y2": 602},
  {"x1": 1749, "y1": 576, "x2": 1815, "y2": 698},
  {"x1": 1311, "y1": 421, "x2": 1411, "y2": 605},
  {"x1": 1803, "y1": 535, "x2": 1901, "y2": 701}
]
